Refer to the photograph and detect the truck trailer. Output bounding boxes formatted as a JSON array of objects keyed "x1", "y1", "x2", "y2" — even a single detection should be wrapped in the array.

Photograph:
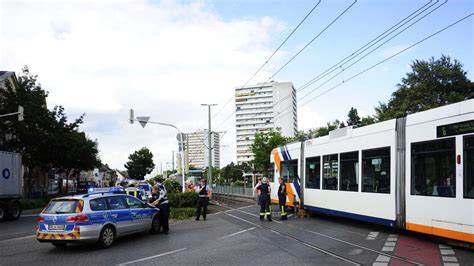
[{"x1": 0, "y1": 151, "x2": 23, "y2": 221}]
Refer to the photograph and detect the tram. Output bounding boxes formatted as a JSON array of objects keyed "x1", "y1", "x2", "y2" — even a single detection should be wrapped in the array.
[{"x1": 270, "y1": 99, "x2": 474, "y2": 244}]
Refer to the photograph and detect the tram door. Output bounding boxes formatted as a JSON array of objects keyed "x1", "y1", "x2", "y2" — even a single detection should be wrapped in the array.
[{"x1": 280, "y1": 160, "x2": 299, "y2": 206}]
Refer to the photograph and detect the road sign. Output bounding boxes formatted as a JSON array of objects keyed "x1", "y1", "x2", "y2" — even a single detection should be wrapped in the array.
[{"x1": 136, "y1": 116, "x2": 150, "y2": 128}]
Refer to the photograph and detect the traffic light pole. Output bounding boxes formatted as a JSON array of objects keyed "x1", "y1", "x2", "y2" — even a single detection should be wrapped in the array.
[
  {"x1": 129, "y1": 110, "x2": 186, "y2": 192},
  {"x1": 201, "y1": 104, "x2": 216, "y2": 186}
]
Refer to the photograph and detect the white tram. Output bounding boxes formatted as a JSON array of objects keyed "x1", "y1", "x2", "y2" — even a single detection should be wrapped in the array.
[{"x1": 270, "y1": 99, "x2": 474, "y2": 244}]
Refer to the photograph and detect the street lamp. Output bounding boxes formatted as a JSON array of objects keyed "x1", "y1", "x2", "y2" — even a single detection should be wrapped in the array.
[{"x1": 129, "y1": 109, "x2": 186, "y2": 192}]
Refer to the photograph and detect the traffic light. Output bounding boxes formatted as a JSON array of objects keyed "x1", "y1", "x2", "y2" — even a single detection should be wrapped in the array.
[{"x1": 18, "y1": 106, "x2": 24, "y2": 121}]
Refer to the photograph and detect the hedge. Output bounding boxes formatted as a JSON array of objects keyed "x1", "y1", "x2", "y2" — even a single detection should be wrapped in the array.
[
  {"x1": 168, "y1": 192, "x2": 198, "y2": 208},
  {"x1": 170, "y1": 208, "x2": 195, "y2": 220}
]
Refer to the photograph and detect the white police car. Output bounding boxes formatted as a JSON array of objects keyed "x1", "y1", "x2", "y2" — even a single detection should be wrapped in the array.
[{"x1": 36, "y1": 187, "x2": 160, "y2": 248}]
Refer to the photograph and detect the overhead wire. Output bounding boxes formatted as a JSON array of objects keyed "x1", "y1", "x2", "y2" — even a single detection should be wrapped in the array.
[{"x1": 219, "y1": 0, "x2": 441, "y2": 140}]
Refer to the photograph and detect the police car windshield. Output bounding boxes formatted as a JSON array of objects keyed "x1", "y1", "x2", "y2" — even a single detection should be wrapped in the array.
[
  {"x1": 139, "y1": 185, "x2": 150, "y2": 191},
  {"x1": 43, "y1": 200, "x2": 79, "y2": 214}
]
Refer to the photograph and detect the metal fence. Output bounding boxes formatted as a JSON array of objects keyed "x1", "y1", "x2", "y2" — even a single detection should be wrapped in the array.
[{"x1": 213, "y1": 184, "x2": 254, "y2": 197}]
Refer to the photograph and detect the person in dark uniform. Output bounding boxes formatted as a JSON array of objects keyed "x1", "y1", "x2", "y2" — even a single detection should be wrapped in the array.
[
  {"x1": 277, "y1": 177, "x2": 287, "y2": 220},
  {"x1": 195, "y1": 178, "x2": 212, "y2": 221},
  {"x1": 259, "y1": 177, "x2": 272, "y2": 222},
  {"x1": 150, "y1": 182, "x2": 169, "y2": 234}
]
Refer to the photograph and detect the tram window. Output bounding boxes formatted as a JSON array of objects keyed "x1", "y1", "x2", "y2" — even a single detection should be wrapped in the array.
[
  {"x1": 306, "y1": 156, "x2": 320, "y2": 189},
  {"x1": 362, "y1": 147, "x2": 390, "y2": 193},
  {"x1": 411, "y1": 138, "x2": 455, "y2": 198},
  {"x1": 269, "y1": 163, "x2": 275, "y2": 182},
  {"x1": 281, "y1": 160, "x2": 298, "y2": 183},
  {"x1": 340, "y1": 151, "x2": 359, "y2": 192},
  {"x1": 464, "y1": 135, "x2": 474, "y2": 199},
  {"x1": 323, "y1": 154, "x2": 338, "y2": 190}
]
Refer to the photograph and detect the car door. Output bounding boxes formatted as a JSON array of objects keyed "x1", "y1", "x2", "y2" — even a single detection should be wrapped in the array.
[
  {"x1": 124, "y1": 196, "x2": 150, "y2": 231},
  {"x1": 105, "y1": 196, "x2": 133, "y2": 235}
]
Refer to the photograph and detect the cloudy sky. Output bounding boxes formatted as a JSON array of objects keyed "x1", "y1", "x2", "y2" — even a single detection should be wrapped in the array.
[{"x1": 1, "y1": 0, "x2": 473, "y2": 175}]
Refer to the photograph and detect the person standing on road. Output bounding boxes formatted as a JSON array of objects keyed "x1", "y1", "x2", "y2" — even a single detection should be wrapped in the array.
[
  {"x1": 150, "y1": 181, "x2": 169, "y2": 234},
  {"x1": 259, "y1": 177, "x2": 272, "y2": 222},
  {"x1": 254, "y1": 176, "x2": 262, "y2": 206},
  {"x1": 277, "y1": 177, "x2": 287, "y2": 220},
  {"x1": 195, "y1": 178, "x2": 212, "y2": 221}
]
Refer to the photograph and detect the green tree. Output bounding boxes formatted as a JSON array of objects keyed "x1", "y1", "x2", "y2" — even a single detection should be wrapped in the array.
[
  {"x1": 124, "y1": 147, "x2": 155, "y2": 180},
  {"x1": 251, "y1": 129, "x2": 287, "y2": 175},
  {"x1": 0, "y1": 66, "x2": 101, "y2": 194},
  {"x1": 347, "y1": 107, "x2": 361, "y2": 126},
  {"x1": 376, "y1": 55, "x2": 474, "y2": 121}
]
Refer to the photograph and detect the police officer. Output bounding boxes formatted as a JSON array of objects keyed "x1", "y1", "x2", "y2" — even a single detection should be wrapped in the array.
[
  {"x1": 150, "y1": 181, "x2": 169, "y2": 234},
  {"x1": 259, "y1": 177, "x2": 272, "y2": 222},
  {"x1": 277, "y1": 177, "x2": 287, "y2": 220},
  {"x1": 195, "y1": 178, "x2": 212, "y2": 221}
]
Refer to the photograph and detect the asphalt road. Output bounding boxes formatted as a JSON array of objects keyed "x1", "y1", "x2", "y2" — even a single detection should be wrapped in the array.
[{"x1": 0, "y1": 201, "x2": 473, "y2": 266}]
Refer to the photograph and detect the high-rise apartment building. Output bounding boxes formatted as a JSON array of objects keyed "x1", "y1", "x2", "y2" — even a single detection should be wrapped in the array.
[
  {"x1": 235, "y1": 81, "x2": 297, "y2": 165},
  {"x1": 178, "y1": 130, "x2": 220, "y2": 171}
]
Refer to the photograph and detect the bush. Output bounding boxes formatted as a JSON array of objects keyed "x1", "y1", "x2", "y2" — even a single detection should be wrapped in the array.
[
  {"x1": 170, "y1": 208, "x2": 195, "y2": 220},
  {"x1": 168, "y1": 192, "x2": 197, "y2": 208},
  {"x1": 164, "y1": 179, "x2": 182, "y2": 193},
  {"x1": 233, "y1": 180, "x2": 244, "y2": 187}
]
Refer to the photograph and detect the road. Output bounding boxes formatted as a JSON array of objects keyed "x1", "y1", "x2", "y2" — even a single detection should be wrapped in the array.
[{"x1": 0, "y1": 200, "x2": 473, "y2": 265}]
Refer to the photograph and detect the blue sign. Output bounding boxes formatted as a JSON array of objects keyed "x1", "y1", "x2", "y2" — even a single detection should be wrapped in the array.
[{"x1": 2, "y1": 168, "x2": 11, "y2": 180}]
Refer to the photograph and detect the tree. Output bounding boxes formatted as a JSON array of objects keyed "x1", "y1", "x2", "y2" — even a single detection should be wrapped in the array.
[
  {"x1": 0, "y1": 66, "x2": 101, "y2": 194},
  {"x1": 376, "y1": 55, "x2": 474, "y2": 121},
  {"x1": 220, "y1": 162, "x2": 252, "y2": 183},
  {"x1": 251, "y1": 129, "x2": 287, "y2": 175},
  {"x1": 124, "y1": 147, "x2": 155, "y2": 180},
  {"x1": 347, "y1": 107, "x2": 361, "y2": 126}
]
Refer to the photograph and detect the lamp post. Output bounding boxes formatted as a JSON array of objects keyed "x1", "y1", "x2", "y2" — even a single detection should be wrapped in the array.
[{"x1": 129, "y1": 110, "x2": 186, "y2": 192}]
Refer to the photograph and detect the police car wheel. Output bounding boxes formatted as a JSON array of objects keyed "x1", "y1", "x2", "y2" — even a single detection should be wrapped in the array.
[
  {"x1": 150, "y1": 215, "x2": 160, "y2": 234},
  {"x1": 98, "y1": 226, "x2": 116, "y2": 248},
  {"x1": 52, "y1": 243, "x2": 67, "y2": 248}
]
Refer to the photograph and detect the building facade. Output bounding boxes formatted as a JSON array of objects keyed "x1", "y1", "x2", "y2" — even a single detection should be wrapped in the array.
[
  {"x1": 235, "y1": 81, "x2": 297, "y2": 165},
  {"x1": 178, "y1": 130, "x2": 220, "y2": 170}
]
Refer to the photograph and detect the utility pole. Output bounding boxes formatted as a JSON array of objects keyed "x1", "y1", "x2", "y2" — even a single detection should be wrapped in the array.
[{"x1": 201, "y1": 104, "x2": 217, "y2": 186}]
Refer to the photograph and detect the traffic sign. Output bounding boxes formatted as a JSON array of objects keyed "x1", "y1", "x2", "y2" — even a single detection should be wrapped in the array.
[{"x1": 136, "y1": 116, "x2": 150, "y2": 128}]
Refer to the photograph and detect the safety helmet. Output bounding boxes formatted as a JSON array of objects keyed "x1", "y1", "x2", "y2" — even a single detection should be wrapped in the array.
[{"x1": 262, "y1": 177, "x2": 268, "y2": 184}]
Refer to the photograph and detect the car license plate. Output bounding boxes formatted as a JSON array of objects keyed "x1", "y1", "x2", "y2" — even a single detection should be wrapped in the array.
[{"x1": 49, "y1": 224, "x2": 65, "y2": 230}]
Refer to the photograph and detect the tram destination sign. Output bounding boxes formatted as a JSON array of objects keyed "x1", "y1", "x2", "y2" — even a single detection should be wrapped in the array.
[{"x1": 437, "y1": 120, "x2": 474, "y2": 138}]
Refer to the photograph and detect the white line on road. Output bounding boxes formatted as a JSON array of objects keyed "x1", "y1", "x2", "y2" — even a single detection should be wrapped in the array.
[
  {"x1": 117, "y1": 248, "x2": 187, "y2": 266},
  {"x1": 0, "y1": 235, "x2": 35, "y2": 243},
  {"x1": 21, "y1": 214, "x2": 39, "y2": 217},
  {"x1": 219, "y1": 227, "x2": 256, "y2": 239}
]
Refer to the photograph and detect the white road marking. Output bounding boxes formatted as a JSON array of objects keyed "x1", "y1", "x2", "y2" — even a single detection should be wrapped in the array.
[
  {"x1": 384, "y1": 242, "x2": 396, "y2": 247},
  {"x1": 366, "y1": 232, "x2": 379, "y2": 240},
  {"x1": 443, "y1": 263, "x2": 459, "y2": 266},
  {"x1": 117, "y1": 248, "x2": 187, "y2": 266},
  {"x1": 440, "y1": 249, "x2": 455, "y2": 255},
  {"x1": 382, "y1": 247, "x2": 394, "y2": 252},
  {"x1": 375, "y1": 255, "x2": 390, "y2": 262},
  {"x1": 0, "y1": 235, "x2": 35, "y2": 243},
  {"x1": 372, "y1": 263, "x2": 388, "y2": 266},
  {"x1": 21, "y1": 214, "x2": 39, "y2": 217},
  {"x1": 442, "y1": 256, "x2": 458, "y2": 262},
  {"x1": 386, "y1": 237, "x2": 398, "y2": 242},
  {"x1": 219, "y1": 227, "x2": 256, "y2": 239}
]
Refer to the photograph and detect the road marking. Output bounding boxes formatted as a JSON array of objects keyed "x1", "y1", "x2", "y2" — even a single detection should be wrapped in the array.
[
  {"x1": 366, "y1": 232, "x2": 379, "y2": 240},
  {"x1": 0, "y1": 235, "x2": 35, "y2": 243},
  {"x1": 117, "y1": 248, "x2": 187, "y2": 266},
  {"x1": 219, "y1": 227, "x2": 256, "y2": 239},
  {"x1": 438, "y1": 244, "x2": 459, "y2": 266},
  {"x1": 21, "y1": 214, "x2": 39, "y2": 217}
]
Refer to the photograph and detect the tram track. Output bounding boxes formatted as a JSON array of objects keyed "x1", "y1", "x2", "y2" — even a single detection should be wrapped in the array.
[{"x1": 215, "y1": 203, "x2": 424, "y2": 266}]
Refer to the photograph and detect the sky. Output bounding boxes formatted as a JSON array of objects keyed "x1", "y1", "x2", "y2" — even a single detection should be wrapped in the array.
[{"x1": 1, "y1": 0, "x2": 473, "y2": 175}]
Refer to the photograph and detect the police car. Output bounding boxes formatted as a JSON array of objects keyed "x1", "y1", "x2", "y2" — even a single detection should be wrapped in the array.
[{"x1": 36, "y1": 187, "x2": 160, "y2": 248}]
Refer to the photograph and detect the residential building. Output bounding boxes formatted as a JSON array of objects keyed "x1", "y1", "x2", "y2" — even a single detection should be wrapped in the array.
[
  {"x1": 235, "y1": 81, "x2": 297, "y2": 165},
  {"x1": 177, "y1": 130, "x2": 220, "y2": 170}
]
